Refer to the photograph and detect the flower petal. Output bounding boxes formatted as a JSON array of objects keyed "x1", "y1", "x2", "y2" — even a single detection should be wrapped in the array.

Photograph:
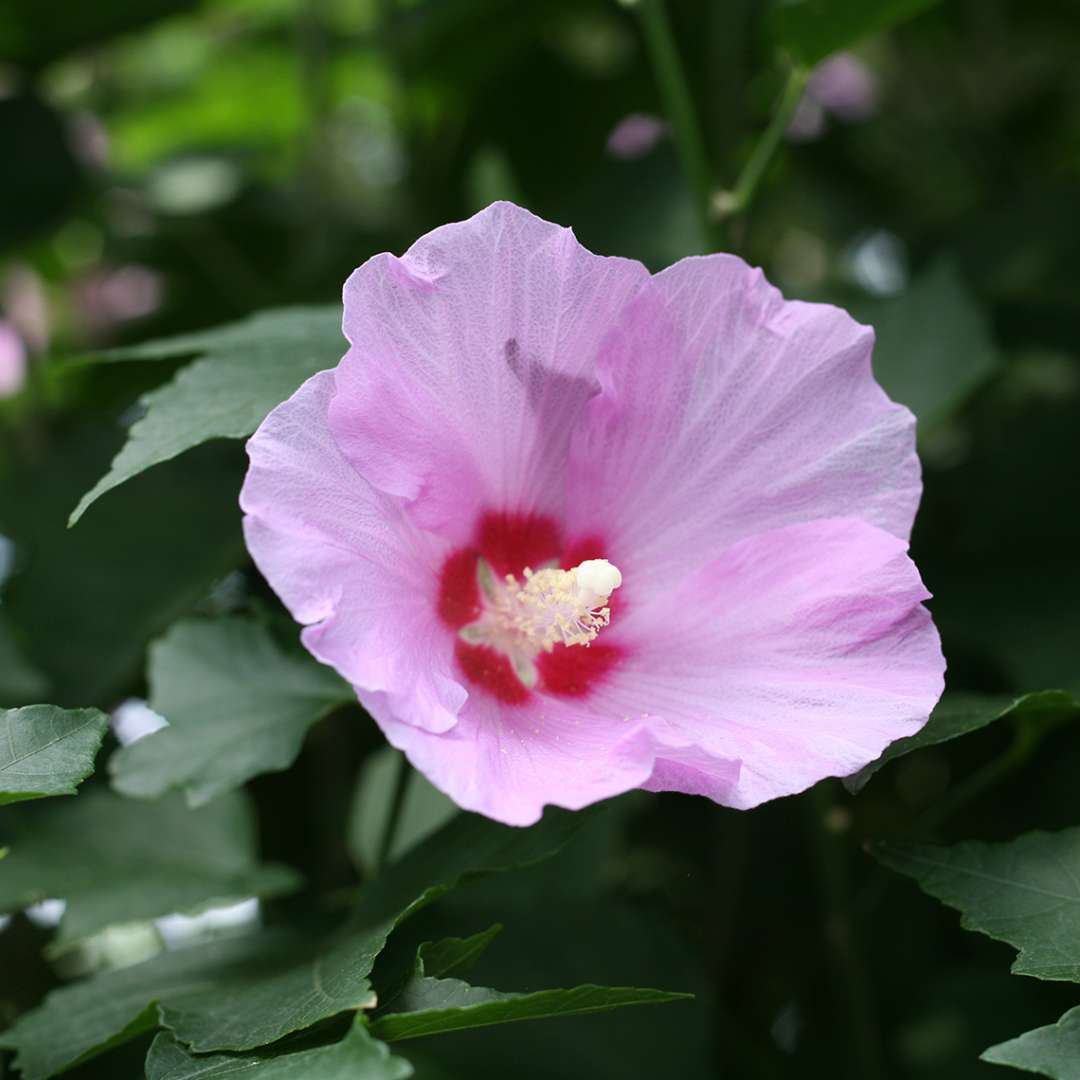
[
  {"x1": 364, "y1": 688, "x2": 659, "y2": 827},
  {"x1": 598, "y1": 517, "x2": 945, "y2": 808},
  {"x1": 329, "y1": 201, "x2": 649, "y2": 541},
  {"x1": 567, "y1": 255, "x2": 921, "y2": 603},
  {"x1": 240, "y1": 371, "x2": 465, "y2": 733}
]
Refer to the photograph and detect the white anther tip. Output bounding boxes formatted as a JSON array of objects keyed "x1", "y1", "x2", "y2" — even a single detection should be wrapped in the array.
[{"x1": 575, "y1": 559, "x2": 622, "y2": 598}]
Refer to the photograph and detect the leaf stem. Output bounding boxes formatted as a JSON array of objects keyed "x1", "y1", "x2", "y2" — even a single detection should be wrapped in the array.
[
  {"x1": 375, "y1": 752, "x2": 412, "y2": 872},
  {"x1": 713, "y1": 63, "x2": 809, "y2": 222},
  {"x1": 638, "y1": 0, "x2": 718, "y2": 250}
]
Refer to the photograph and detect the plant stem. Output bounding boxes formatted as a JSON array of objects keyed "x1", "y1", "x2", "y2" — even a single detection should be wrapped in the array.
[
  {"x1": 713, "y1": 63, "x2": 809, "y2": 222},
  {"x1": 806, "y1": 783, "x2": 886, "y2": 1080},
  {"x1": 375, "y1": 752, "x2": 412, "y2": 872},
  {"x1": 638, "y1": 0, "x2": 718, "y2": 250}
]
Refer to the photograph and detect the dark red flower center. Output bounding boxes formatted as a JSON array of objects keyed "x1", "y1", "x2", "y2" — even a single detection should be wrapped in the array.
[{"x1": 437, "y1": 511, "x2": 623, "y2": 704}]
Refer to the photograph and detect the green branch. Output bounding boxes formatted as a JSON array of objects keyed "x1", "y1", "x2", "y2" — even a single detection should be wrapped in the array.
[
  {"x1": 713, "y1": 63, "x2": 809, "y2": 222},
  {"x1": 638, "y1": 0, "x2": 717, "y2": 249}
]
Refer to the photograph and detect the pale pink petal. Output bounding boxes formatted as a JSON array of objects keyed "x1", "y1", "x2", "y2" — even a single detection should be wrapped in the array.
[
  {"x1": 595, "y1": 518, "x2": 944, "y2": 808},
  {"x1": 328, "y1": 201, "x2": 650, "y2": 542},
  {"x1": 240, "y1": 371, "x2": 465, "y2": 733},
  {"x1": 240, "y1": 205, "x2": 942, "y2": 825},
  {"x1": 365, "y1": 688, "x2": 661, "y2": 827},
  {"x1": 566, "y1": 256, "x2": 921, "y2": 605}
]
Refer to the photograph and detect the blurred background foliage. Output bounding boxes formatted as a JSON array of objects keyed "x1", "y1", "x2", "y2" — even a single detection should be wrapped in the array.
[{"x1": 1, "y1": 0, "x2": 1079, "y2": 1077}]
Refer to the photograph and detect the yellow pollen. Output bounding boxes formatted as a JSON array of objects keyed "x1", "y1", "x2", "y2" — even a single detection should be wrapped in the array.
[{"x1": 493, "y1": 558, "x2": 622, "y2": 652}]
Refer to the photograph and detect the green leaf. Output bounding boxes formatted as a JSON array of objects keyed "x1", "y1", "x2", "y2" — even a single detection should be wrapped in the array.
[
  {"x1": 348, "y1": 748, "x2": 458, "y2": 874},
  {"x1": 159, "y1": 808, "x2": 596, "y2": 1054},
  {"x1": 69, "y1": 306, "x2": 342, "y2": 524},
  {"x1": 983, "y1": 1006, "x2": 1080, "y2": 1078},
  {"x1": 845, "y1": 690, "x2": 1079, "y2": 793},
  {"x1": 0, "y1": 807, "x2": 592, "y2": 1076},
  {"x1": 372, "y1": 926, "x2": 505, "y2": 1017},
  {"x1": 772, "y1": 0, "x2": 942, "y2": 67},
  {"x1": 144, "y1": 1022, "x2": 413, "y2": 1080},
  {"x1": 110, "y1": 618, "x2": 351, "y2": 806},
  {"x1": 874, "y1": 827, "x2": 1080, "y2": 981},
  {"x1": 0, "y1": 935, "x2": 274, "y2": 1080},
  {"x1": 857, "y1": 259, "x2": 1001, "y2": 426},
  {"x1": 0, "y1": 786, "x2": 298, "y2": 951},
  {"x1": 1, "y1": 435, "x2": 245, "y2": 706},
  {"x1": 0, "y1": 706, "x2": 107, "y2": 805},
  {"x1": 370, "y1": 911, "x2": 689, "y2": 1041},
  {"x1": 419, "y1": 926, "x2": 504, "y2": 981},
  {"x1": 370, "y1": 978, "x2": 692, "y2": 1042}
]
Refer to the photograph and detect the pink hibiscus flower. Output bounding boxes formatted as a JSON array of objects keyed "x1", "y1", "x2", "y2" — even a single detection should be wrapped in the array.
[{"x1": 241, "y1": 202, "x2": 944, "y2": 826}]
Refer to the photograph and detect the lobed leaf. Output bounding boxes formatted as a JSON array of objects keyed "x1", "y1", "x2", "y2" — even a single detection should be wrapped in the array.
[
  {"x1": 874, "y1": 827, "x2": 1080, "y2": 982},
  {"x1": 983, "y1": 1006, "x2": 1080, "y2": 1078},
  {"x1": 144, "y1": 1022, "x2": 413, "y2": 1080},
  {"x1": 0, "y1": 705, "x2": 106, "y2": 805},
  {"x1": 69, "y1": 306, "x2": 342, "y2": 524},
  {"x1": 0, "y1": 786, "x2": 298, "y2": 951},
  {"x1": 110, "y1": 617, "x2": 352, "y2": 807},
  {"x1": 0, "y1": 806, "x2": 594, "y2": 1077},
  {"x1": 845, "y1": 690, "x2": 1079, "y2": 793}
]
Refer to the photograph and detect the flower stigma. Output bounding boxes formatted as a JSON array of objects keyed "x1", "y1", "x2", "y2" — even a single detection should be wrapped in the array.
[{"x1": 459, "y1": 557, "x2": 622, "y2": 690}]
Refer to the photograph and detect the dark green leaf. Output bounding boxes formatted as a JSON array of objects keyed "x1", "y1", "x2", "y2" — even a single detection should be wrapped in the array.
[
  {"x1": 0, "y1": 935, "x2": 271, "y2": 1080},
  {"x1": 144, "y1": 1023, "x2": 413, "y2": 1080},
  {"x1": 857, "y1": 259, "x2": 1001, "y2": 426},
  {"x1": 772, "y1": 0, "x2": 942, "y2": 67},
  {"x1": 372, "y1": 926, "x2": 504, "y2": 1017},
  {"x1": 874, "y1": 827, "x2": 1080, "y2": 981},
  {"x1": 983, "y1": 1006, "x2": 1080, "y2": 1078},
  {"x1": 70, "y1": 306, "x2": 342, "y2": 524},
  {"x1": 419, "y1": 926, "x2": 503, "y2": 981},
  {"x1": 845, "y1": 690, "x2": 1079, "y2": 793},
  {"x1": 370, "y1": 905, "x2": 689, "y2": 1042},
  {"x1": 155, "y1": 922, "x2": 384, "y2": 1054},
  {"x1": 370, "y1": 979, "x2": 692, "y2": 1042},
  {"x1": 0, "y1": 807, "x2": 591, "y2": 1075},
  {"x1": 0, "y1": 786, "x2": 298, "y2": 951},
  {"x1": 161, "y1": 808, "x2": 596, "y2": 1053},
  {"x1": 110, "y1": 618, "x2": 351, "y2": 806},
  {"x1": 1, "y1": 436, "x2": 245, "y2": 707},
  {"x1": 0, "y1": 706, "x2": 106, "y2": 805}
]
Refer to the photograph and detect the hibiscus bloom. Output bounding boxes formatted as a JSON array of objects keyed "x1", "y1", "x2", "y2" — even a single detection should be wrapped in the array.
[{"x1": 240, "y1": 202, "x2": 944, "y2": 826}]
